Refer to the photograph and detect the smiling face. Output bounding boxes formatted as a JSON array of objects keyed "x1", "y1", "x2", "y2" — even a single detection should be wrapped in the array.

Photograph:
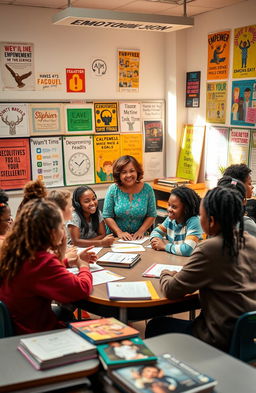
[
  {"x1": 167, "y1": 194, "x2": 185, "y2": 224},
  {"x1": 120, "y1": 162, "x2": 138, "y2": 188},
  {"x1": 244, "y1": 174, "x2": 254, "y2": 198},
  {"x1": 79, "y1": 189, "x2": 98, "y2": 217}
]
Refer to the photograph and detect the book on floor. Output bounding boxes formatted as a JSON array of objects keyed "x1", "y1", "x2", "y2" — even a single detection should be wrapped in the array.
[
  {"x1": 142, "y1": 263, "x2": 183, "y2": 278},
  {"x1": 69, "y1": 317, "x2": 139, "y2": 344},
  {"x1": 106, "y1": 281, "x2": 159, "y2": 301},
  {"x1": 17, "y1": 329, "x2": 97, "y2": 370},
  {"x1": 110, "y1": 353, "x2": 217, "y2": 393},
  {"x1": 97, "y1": 252, "x2": 141, "y2": 268}
]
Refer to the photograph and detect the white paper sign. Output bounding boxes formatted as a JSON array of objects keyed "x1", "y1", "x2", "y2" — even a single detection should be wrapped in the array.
[
  {"x1": 119, "y1": 102, "x2": 141, "y2": 132},
  {"x1": 0, "y1": 104, "x2": 29, "y2": 137}
]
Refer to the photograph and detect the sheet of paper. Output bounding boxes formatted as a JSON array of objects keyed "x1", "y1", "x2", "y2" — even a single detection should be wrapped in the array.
[
  {"x1": 117, "y1": 236, "x2": 149, "y2": 244},
  {"x1": 107, "y1": 281, "x2": 151, "y2": 299},
  {"x1": 92, "y1": 270, "x2": 125, "y2": 286},
  {"x1": 142, "y1": 264, "x2": 183, "y2": 278},
  {"x1": 98, "y1": 252, "x2": 138, "y2": 263},
  {"x1": 77, "y1": 247, "x2": 103, "y2": 255},
  {"x1": 67, "y1": 263, "x2": 103, "y2": 275},
  {"x1": 111, "y1": 244, "x2": 145, "y2": 252}
]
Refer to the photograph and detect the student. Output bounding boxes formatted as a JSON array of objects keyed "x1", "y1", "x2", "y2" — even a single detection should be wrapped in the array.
[
  {"x1": 0, "y1": 189, "x2": 12, "y2": 248},
  {"x1": 145, "y1": 187, "x2": 256, "y2": 352},
  {"x1": 67, "y1": 186, "x2": 114, "y2": 247},
  {"x1": 150, "y1": 186, "x2": 202, "y2": 256},
  {"x1": 0, "y1": 199, "x2": 94, "y2": 335},
  {"x1": 17, "y1": 178, "x2": 47, "y2": 214},
  {"x1": 223, "y1": 163, "x2": 253, "y2": 198},
  {"x1": 245, "y1": 199, "x2": 256, "y2": 223}
]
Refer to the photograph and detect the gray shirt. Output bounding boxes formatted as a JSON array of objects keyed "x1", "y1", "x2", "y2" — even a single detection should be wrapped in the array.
[{"x1": 67, "y1": 210, "x2": 103, "y2": 244}]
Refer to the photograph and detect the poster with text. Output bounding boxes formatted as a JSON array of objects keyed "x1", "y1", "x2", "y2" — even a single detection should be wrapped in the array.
[
  {"x1": 118, "y1": 49, "x2": 140, "y2": 92},
  {"x1": 185, "y1": 71, "x2": 200, "y2": 108},
  {"x1": 206, "y1": 81, "x2": 227, "y2": 124},
  {"x1": 144, "y1": 152, "x2": 164, "y2": 181},
  {"x1": 36, "y1": 72, "x2": 63, "y2": 90},
  {"x1": 94, "y1": 134, "x2": 120, "y2": 183},
  {"x1": 233, "y1": 25, "x2": 256, "y2": 78},
  {"x1": 205, "y1": 126, "x2": 229, "y2": 185},
  {"x1": 249, "y1": 130, "x2": 256, "y2": 182},
  {"x1": 94, "y1": 102, "x2": 118, "y2": 132},
  {"x1": 207, "y1": 31, "x2": 230, "y2": 80},
  {"x1": 29, "y1": 104, "x2": 63, "y2": 135},
  {"x1": 228, "y1": 128, "x2": 250, "y2": 166},
  {"x1": 119, "y1": 102, "x2": 141, "y2": 132},
  {"x1": 0, "y1": 138, "x2": 31, "y2": 190},
  {"x1": 144, "y1": 120, "x2": 163, "y2": 152},
  {"x1": 141, "y1": 102, "x2": 164, "y2": 119},
  {"x1": 0, "y1": 104, "x2": 29, "y2": 137},
  {"x1": 231, "y1": 79, "x2": 256, "y2": 127},
  {"x1": 66, "y1": 68, "x2": 85, "y2": 93},
  {"x1": 63, "y1": 135, "x2": 94, "y2": 186},
  {"x1": 64, "y1": 104, "x2": 94, "y2": 134},
  {"x1": 120, "y1": 134, "x2": 143, "y2": 165},
  {"x1": 0, "y1": 42, "x2": 34, "y2": 90}
]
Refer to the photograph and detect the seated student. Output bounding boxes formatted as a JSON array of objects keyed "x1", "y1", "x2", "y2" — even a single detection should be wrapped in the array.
[
  {"x1": 145, "y1": 187, "x2": 256, "y2": 353},
  {"x1": 245, "y1": 199, "x2": 256, "y2": 223},
  {"x1": 0, "y1": 189, "x2": 13, "y2": 248},
  {"x1": 16, "y1": 178, "x2": 47, "y2": 214},
  {"x1": 150, "y1": 186, "x2": 202, "y2": 256},
  {"x1": 223, "y1": 163, "x2": 254, "y2": 198}
]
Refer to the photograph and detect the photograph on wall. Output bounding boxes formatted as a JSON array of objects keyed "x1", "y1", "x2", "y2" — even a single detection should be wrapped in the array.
[
  {"x1": 118, "y1": 49, "x2": 140, "y2": 92},
  {"x1": 249, "y1": 130, "x2": 256, "y2": 182},
  {"x1": 231, "y1": 80, "x2": 256, "y2": 127},
  {"x1": 119, "y1": 102, "x2": 141, "y2": 132},
  {"x1": 63, "y1": 135, "x2": 95, "y2": 186},
  {"x1": 144, "y1": 152, "x2": 164, "y2": 181},
  {"x1": 141, "y1": 101, "x2": 164, "y2": 119},
  {"x1": 228, "y1": 128, "x2": 250, "y2": 166},
  {"x1": 64, "y1": 104, "x2": 94, "y2": 134},
  {"x1": 206, "y1": 81, "x2": 227, "y2": 124},
  {"x1": 232, "y1": 24, "x2": 256, "y2": 78},
  {"x1": 0, "y1": 103, "x2": 29, "y2": 137},
  {"x1": 120, "y1": 134, "x2": 143, "y2": 165},
  {"x1": 30, "y1": 137, "x2": 64, "y2": 187},
  {"x1": 0, "y1": 42, "x2": 34, "y2": 90},
  {"x1": 144, "y1": 120, "x2": 163, "y2": 152},
  {"x1": 29, "y1": 103, "x2": 63, "y2": 135},
  {"x1": 94, "y1": 102, "x2": 118, "y2": 132},
  {"x1": 0, "y1": 137, "x2": 31, "y2": 190},
  {"x1": 207, "y1": 30, "x2": 230, "y2": 80},
  {"x1": 185, "y1": 71, "x2": 201, "y2": 108},
  {"x1": 36, "y1": 72, "x2": 63, "y2": 90},
  {"x1": 66, "y1": 68, "x2": 85, "y2": 93},
  {"x1": 94, "y1": 134, "x2": 120, "y2": 183}
]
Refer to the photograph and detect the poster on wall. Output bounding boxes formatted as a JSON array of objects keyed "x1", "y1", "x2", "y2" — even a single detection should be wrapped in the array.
[
  {"x1": 249, "y1": 130, "x2": 256, "y2": 182},
  {"x1": 63, "y1": 135, "x2": 94, "y2": 186},
  {"x1": 119, "y1": 102, "x2": 141, "y2": 132},
  {"x1": 94, "y1": 102, "x2": 118, "y2": 132},
  {"x1": 206, "y1": 81, "x2": 227, "y2": 124},
  {"x1": 207, "y1": 31, "x2": 230, "y2": 80},
  {"x1": 232, "y1": 24, "x2": 256, "y2": 79},
  {"x1": 36, "y1": 72, "x2": 63, "y2": 90},
  {"x1": 228, "y1": 128, "x2": 250, "y2": 166},
  {"x1": 0, "y1": 138, "x2": 31, "y2": 190},
  {"x1": 94, "y1": 134, "x2": 120, "y2": 183},
  {"x1": 91, "y1": 58, "x2": 108, "y2": 78},
  {"x1": 0, "y1": 42, "x2": 34, "y2": 90},
  {"x1": 185, "y1": 71, "x2": 201, "y2": 108},
  {"x1": 120, "y1": 134, "x2": 143, "y2": 165},
  {"x1": 29, "y1": 104, "x2": 63, "y2": 135},
  {"x1": 230, "y1": 80, "x2": 256, "y2": 127},
  {"x1": 30, "y1": 137, "x2": 64, "y2": 187},
  {"x1": 141, "y1": 102, "x2": 164, "y2": 119},
  {"x1": 144, "y1": 120, "x2": 163, "y2": 152},
  {"x1": 64, "y1": 104, "x2": 94, "y2": 134},
  {"x1": 0, "y1": 104, "x2": 29, "y2": 137},
  {"x1": 66, "y1": 68, "x2": 85, "y2": 93},
  {"x1": 143, "y1": 153, "x2": 164, "y2": 181},
  {"x1": 118, "y1": 49, "x2": 140, "y2": 92},
  {"x1": 205, "y1": 126, "x2": 229, "y2": 185}
]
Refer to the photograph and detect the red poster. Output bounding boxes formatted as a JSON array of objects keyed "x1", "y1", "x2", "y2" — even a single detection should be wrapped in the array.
[
  {"x1": 66, "y1": 68, "x2": 85, "y2": 92},
  {"x1": 0, "y1": 138, "x2": 31, "y2": 190}
]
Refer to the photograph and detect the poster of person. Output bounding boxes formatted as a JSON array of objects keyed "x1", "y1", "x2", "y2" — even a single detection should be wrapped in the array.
[
  {"x1": 144, "y1": 120, "x2": 163, "y2": 152},
  {"x1": 0, "y1": 104, "x2": 29, "y2": 137},
  {"x1": 231, "y1": 80, "x2": 256, "y2": 127},
  {"x1": 232, "y1": 24, "x2": 256, "y2": 78},
  {"x1": 207, "y1": 31, "x2": 230, "y2": 80},
  {"x1": 0, "y1": 138, "x2": 31, "y2": 190},
  {"x1": 143, "y1": 152, "x2": 164, "y2": 181},
  {"x1": 94, "y1": 102, "x2": 118, "y2": 132},
  {"x1": 118, "y1": 50, "x2": 140, "y2": 92},
  {"x1": 64, "y1": 104, "x2": 94, "y2": 134},
  {"x1": 63, "y1": 135, "x2": 95, "y2": 186},
  {"x1": 249, "y1": 130, "x2": 256, "y2": 182},
  {"x1": 120, "y1": 134, "x2": 143, "y2": 165},
  {"x1": 206, "y1": 81, "x2": 227, "y2": 124},
  {"x1": 29, "y1": 104, "x2": 63, "y2": 135},
  {"x1": 0, "y1": 42, "x2": 34, "y2": 90},
  {"x1": 94, "y1": 134, "x2": 120, "y2": 183},
  {"x1": 141, "y1": 101, "x2": 164, "y2": 119},
  {"x1": 185, "y1": 71, "x2": 201, "y2": 108},
  {"x1": 30, "y1": 137, "x2": 64, "y2": 187},
  {"x1": 119, "y1": 102, "x2": 141, "y2": 132},
  {"x1": 36, "y1": 72, "x2": 62, "y2": 90},
  {"x1": 227, "y1": 128, "x2": 250, "y2": 166}
]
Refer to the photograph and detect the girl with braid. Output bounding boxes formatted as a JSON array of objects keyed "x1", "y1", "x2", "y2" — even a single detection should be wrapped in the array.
[
  {"x1": 145, "y1": 187, "x2": 256, "y2": 352},
  {"x1": 150, "y1": 186, "x2": 203, "y2": 256}
]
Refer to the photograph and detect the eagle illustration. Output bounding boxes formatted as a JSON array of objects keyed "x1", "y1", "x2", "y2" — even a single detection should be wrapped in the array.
[{"x1": 5, "y1": 64, "x2": 32, "y2": 88}]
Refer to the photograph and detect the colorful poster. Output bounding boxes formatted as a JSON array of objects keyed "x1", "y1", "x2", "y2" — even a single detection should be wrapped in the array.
[
  {"x1": 233, "y1": 25, "x2": 256, "y2": 78},
  {"x1": 206, "y1": 81, "x2": 227, "y2": 124},
  {"x1": 63, "y1": 135, "x2": 95, "y2": 186},
  {"x1": 29, "y1": 104, "x2": 63, "y2": 135},
  {"x1": 207, "y1": 31, "x2": 230, "y2": 80},
  {"x1": 231, "y1": 80, "x2": 256, "y2": 127},
  {"x1": 185, "y1": 71, "x2": 201, "y2": 107},
  {"x1": 118, "y1": 49, "x2": 140, "y2": 92},
  {"x1": 205, "y1": 126, "x2": 229, "y2": 184},
  {"x1": 0, "y1": 104, "x2": 29, "y2": 137},
  {"x1": 144, "y1": 152, "x2": 164, "y2": 181},
  {"x1": 141, "y1": 102, "x2": 164, "y2": 119},
  {"x1": 64, "y1": 104, "x2": 94, "y2": 134},
  {"x1": 120, "y1": 134, "x2": 143, "y2": 165},
  {"x1": 176, "y1": 125, "x2": 205, "y2": 182},
  {"x1": 0, "y1": 138, "x2": 31, "y2": 190},
  {"x1": 94, "y1": 102, "x2": 118, "y2": 132},
  {"x1": 144, "y1": 120, "x2": 163, "y2": 152},
  {"x1": 119, "y1": 102, "x2": 141, "y2": 132},
  {"x1": 0, "y1": 42, "x2": 34, "y2": 90},
  {"x1": 94, "y1": 134, "x2": 120, "y2": 183},
  {"x1": 228, "y1": 128, "x2": 250, "y2": 165},
  {"x1": 36, "y1": 72, "x2": 63, "y2": 90},
  {"x1": 66, "y1": 68, "x2": 85, "y2": 93},
  {"x1": 249, "y1": 130, "x2": 256, "y2": 182},
  {"x1": 30, "y1": 137, "x2": 64, "y2": 187}
]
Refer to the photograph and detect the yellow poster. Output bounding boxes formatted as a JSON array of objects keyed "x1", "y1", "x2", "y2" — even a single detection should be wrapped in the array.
[
  {"x1": 118, "y1": 49, "x2": 140, "y2": 92},
  {"x1": 207, "y1": 30, "x2": 230, "y2": 80},
  {"x1": 206, "y1": 82, "x2": 227, "y2": 124},
  {"x1": 233, "y1": 25, "x2": 256, "y2": 78},
  {"x1": 120, "y1": 134, "x2": 143, "y2": 165},
  {"x1": 94, "y1": 102, "x2": 118, "y2": 132},
  {"x1": 228, "y1": 128, "x2": 250, "y2": 165},
  {"x1": 94, "y1": 134, "x2": 120, "y2": 183}
]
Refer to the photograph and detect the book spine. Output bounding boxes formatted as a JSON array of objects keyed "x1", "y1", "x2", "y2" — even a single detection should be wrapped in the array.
[{"x1": 70, "y1": 327, "x2": 94, "y2": 344}]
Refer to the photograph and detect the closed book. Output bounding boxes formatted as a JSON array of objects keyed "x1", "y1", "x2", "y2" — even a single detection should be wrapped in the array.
[
  {"x1": 107, "y1": 281, "x2": 159, "y2": 301},
  {"x1": 157, "y1": 177, "x2": 190, "y2": 186},
  {"x1": 97, "y1": 252, "x2": 141, "y2": 268}
]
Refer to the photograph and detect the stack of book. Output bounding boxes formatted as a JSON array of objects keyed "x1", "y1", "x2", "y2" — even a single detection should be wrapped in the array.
[
  {"x1": 157, "y1": 177, "x2": 190, "y2": 187},
  {"x1": 97, "y1": 252, "x2": 141, "y2": 268}
]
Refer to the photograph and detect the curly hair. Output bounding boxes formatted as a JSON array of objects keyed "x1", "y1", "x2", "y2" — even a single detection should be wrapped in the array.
[
  {"x1": 170, "y1": 186, "x2": 201, "y2": 222},
  {"x1": 112, "y1": 155, "x2": 144, "y2": 186},
  {"x1": 72, "y1": 186, "x2": 99, "y2": 237},
  {"x1": 223, "y1": 164, "x2": 251, "y2": 184},
  {"x1": 47, "y1": 189, "x2": 71, "y2": 212},
  {"x1": 17, "y1": 179, "x2": 47, "y2": 214}
]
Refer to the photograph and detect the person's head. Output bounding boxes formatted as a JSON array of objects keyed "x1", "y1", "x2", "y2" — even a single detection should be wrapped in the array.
[
  {"x1": 223, "y1": 164, "x2": 253, "y2": 198},
  {"x1": 17, "y1": 179, "x2": 47, "y2": 214},
  {"x1": 47, "y1": 190, "x2": 72, "y2": 221},
  {"x1": 0, "y1": 189, "x2": 12, "y2": 236},
  {"x1": 217, "y1": 176, "x2": 246, "y2": 206},
  {"x1": 103, "y1": 161, "x2": 113, "y2": 175},
  {"x1": 113, "y1": 155, "x2": 143, "y2": 187},
  {"x1": 120, "y1": 340, "x2": 133, "y2": 346},
  {"x1": 233, "y1": 87, "x2": 240, "y2": 102},
  {"x1": 138, "y1": 365, "x2": 161, "y2": 379},
  {"x1": 244, "y1": 87, "x2": 251, "y2": 102},
  {"x1": 72, "y1": 186, "x2": 99, "y2": 235},
  {"x1": 168, "y1": 186, "x2": 201, "y2": 224},
  {"x1": 245, "y1": 199, "x2": 256, "y2": 222}
]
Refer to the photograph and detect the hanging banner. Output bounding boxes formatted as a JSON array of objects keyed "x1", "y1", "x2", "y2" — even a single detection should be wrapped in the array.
[
  {"x1": 144, "y1": 120, "x2": 163, "y2": 152},
  {"x1": 64, "y1": 104, "x2": 94, "y2": 134},
  {"x1": 36, "y1": 72, "x2": 63, "y2": 90},
  {"x1": 141, "y1": 102, "x2": 164, "y2": 119},
  {"x1": 185, "y1": 71, "x2": 201, "y2": 108},
  {"x1": 231, "y1": 79, "x2": 256, "y2": 127},
  {"x1": 118, "y1": 49, "x2": 140, "y2": 92},
  {"x1": 119, "y1": 102, "x2": 141, "y2": 132},
  {"x1": 120, "y1": 134, "x2": 143, "y2": 165},
  {"x1": 94, "y1": 102, "x2": 118, "y2": 132},
  {"x1": 0, "y1": 104, "x2": 29, "y2": 137},
  {"x1": 233, "y1": 24, "x2": 256, "y2": 78},
  {"x1": 29, "y1": 104, "x2": 63, "y2": 135},
  {"x1": 66, "y1": 68, "x2": 85, "y2": 92},
  {"x1": 205, "y1": 126, "x2": 229, "y2": 185},
  {"x1": 207, "y1": 31, "x2": 230, "y2": 80},
  {"x1": 206, "y1": 81, "x2": 227, "y2": 124},
  {"x1": 228, "y1": 128, "x2": 250, "y2": 165},
  {"x1": 249, "y1": 130, "x2": 256, "y2": 182},
  {"x1": 94, "y1": 134, "x2": 120, "y2": 183}
]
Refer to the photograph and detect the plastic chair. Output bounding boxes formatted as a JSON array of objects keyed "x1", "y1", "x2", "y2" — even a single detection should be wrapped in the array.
[
  {"x1": 229, "y1": 311, "x2": 256, "y2": 363},
  {"x1": 0, "y1": 301, "x2": 14, "y2": 338}
]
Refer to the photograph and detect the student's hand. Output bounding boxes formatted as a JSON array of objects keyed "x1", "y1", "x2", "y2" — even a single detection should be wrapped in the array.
[
  {"x1": 56, "y1": 231, "x2": 67, "y2": 261},
  {"x1": 132, "y1": 230, "x2": 144, "y2": 240},
  {"x1": 150, "y1": 237, "x2": 166, "y2": 251},
  {"x1": 65, "y1": 246, "x2": 78, "y2": 266},
  {"x1": 117, "y1": 231, "x2": 133, "y2": 241},
  {"x1": 101, "y1": 234, "x2": 115, "y2": 247},
  {"x1": 160, "y1": 269, "x2": 178, "y2": 278},
  {"x1": 79, "y1": 246, "x2": 98, "y2": 264}
]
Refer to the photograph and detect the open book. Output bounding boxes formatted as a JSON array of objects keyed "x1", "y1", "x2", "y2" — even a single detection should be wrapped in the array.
[
  {"x1": 97, "y1": 252, "x2": 140, "y2": 268},
  {"x1": 107, "y1": 281, "x2": 159, "y2": 300}
]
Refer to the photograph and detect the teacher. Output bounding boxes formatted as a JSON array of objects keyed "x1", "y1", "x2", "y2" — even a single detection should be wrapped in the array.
[{"x1": 103, "y1": 155, "x2": 157, "y2": 240}]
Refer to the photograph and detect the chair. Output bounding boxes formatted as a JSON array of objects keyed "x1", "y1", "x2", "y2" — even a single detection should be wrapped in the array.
[
  {"x1": 229, "y1": 311, "x2": 256, "y2": 363},
  {"x1": 0, "y1": 301, "x2": 13, "y2": 338}
]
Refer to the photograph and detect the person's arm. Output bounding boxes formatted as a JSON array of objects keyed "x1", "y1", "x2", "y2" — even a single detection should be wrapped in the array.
[
  {"x1": 132, "y1": 185, "x2": 157, "y2": 239},
  {"x1": 68, "y1": 223, "x2": 114, "y2": 247}
]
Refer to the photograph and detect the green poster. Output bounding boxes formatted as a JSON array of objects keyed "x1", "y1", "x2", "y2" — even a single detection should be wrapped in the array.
[{"x1": 67, "y1": 108, "x2": 93, "y2": 132}]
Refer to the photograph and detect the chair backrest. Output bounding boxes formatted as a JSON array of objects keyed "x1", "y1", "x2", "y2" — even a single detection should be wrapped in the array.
[
  {"x1": 229, "y1": 311, "x2": 256, "y2": 362},
  {"x1": 0, "y1": 301, "x2": 14, "y2": 338}
]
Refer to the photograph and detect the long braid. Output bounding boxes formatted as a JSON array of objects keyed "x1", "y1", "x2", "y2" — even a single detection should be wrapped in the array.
[{"x1": 170, "y1": 186, "x2": 201, "y2": 222}]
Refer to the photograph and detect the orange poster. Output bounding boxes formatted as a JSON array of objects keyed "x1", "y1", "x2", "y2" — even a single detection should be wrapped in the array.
[
  {"x1": 66, "y1": 68, "x2": 85, "y2": 92},
  {"x1": 207, "y1": 31, "x2": 230, "y2": 80}
]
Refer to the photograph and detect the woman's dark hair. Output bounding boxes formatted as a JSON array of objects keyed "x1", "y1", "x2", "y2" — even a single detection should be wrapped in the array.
[
  {"x1": 17, "y1": 179, "x2": 47, "y2": 214},
  {"x1": 0, "y1": 189, "x2": 9, "y2": 217},
  {"x1": 113, "y1": 155, "x2": 143, "y2": 186},
  {"x1": 223, "y1": 164, "x2": 251, "y2": 184},
  {"x1": 72, "y1": 186, "x2": 99, "y2": 237},
  {"x1": 203, "y1": 187, "x2": 245, "y2": 256},
  {"x1": 245, "y1": 199, "x2": 256, "y2": 222},
  {"x1": 217, "y1": 175, "x2": 246, "y2": 200},
  {"x1": 170, "y1": 186, "x2": 201, "y2": 222}
]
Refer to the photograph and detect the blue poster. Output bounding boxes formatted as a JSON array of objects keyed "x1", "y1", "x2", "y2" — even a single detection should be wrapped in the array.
[{"x1": 231, "y1": 79, "x2": 256, "y2": 127}]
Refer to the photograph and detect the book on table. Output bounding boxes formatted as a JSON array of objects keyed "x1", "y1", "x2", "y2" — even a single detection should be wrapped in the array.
[
  {"x1": 142, "y1": 263, "x2": 183, "y2": 278},
  {"x1": 69, "y1": 317, "x2": 139, "y2": 344},
  {"x1": 110, "y1": 353, "x2": 217, "y2": 393},
  {"x1": 106, "y1": 281, "x2": 159, "y2": 301},
  {"x1": 157, "y1": 177, "x2": 190, "y2": 187},
  {"x1": 97, "y1": 252, "x2": 141, "y2": 268},
  {"x1": 17, "y1": 329, "x2": 97, "y2": 370}
]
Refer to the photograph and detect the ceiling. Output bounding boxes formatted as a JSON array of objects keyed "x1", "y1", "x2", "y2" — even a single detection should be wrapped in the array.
[{"x1": 0, "y1": 0, "x2": 248, "y2": 17}]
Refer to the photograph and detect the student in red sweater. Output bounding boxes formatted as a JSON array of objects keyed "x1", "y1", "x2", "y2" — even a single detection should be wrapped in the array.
[{"x1": 0, "y1": 199, "x2": 94, "y2": 335}]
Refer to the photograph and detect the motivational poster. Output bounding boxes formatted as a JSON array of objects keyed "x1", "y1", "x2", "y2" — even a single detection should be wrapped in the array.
[
  {"x1": 141, "y1": 102, "x2": 163, "y2": 119},
  {"x1": 94, "y1": 134, "x2": 120, "y2": 183},
  {"x1": 66, "y1": 68, "x2": 85, "y2": 93},
  {"x1": 205, "y1": 126, "x2": 229, "y2": 184},
  {"x1": 0, "y1": 103, "x2": 29, "y2": 137},
  {"x1": 206, "y1": 81, "x2": 227, "y2": 124},
  {"x1": 207, "y1": 30, "x2": 230, "y2": 80},
  {"x1": 29, "y1": 103, "x2": 63, "y2": 135},
  {"x1": 94, "y1": 102, "x2": 118, "y2": 132},
  {"x1": 120, "y1": 134, "x2": 143, "y2": 165},
  {"x1": 119, "y1": 102, "x2": 141, "y2": 132},
  {"x1": 36, "y1": 72, "x2": 63, "y2": 90},
  {"x1": 231, "y1": 80, "x2": 256, "y2": 127},
  {"x1": 64, "y1": 104, "x2": 94, "y2": 134},
  {"x1": 233, "y1": 24, "x2": 256, "y2": 78},
  {"x1": 228, "y1": 128, "x2": 250, "y2": 166},
  {"x1": 185, "y1": 71, "x2": 201, "y2": 108},
  {"x1": 118, "y1": 49, "x2": 140, "y2": 92},
  {"x1": 144, "y1": 120, "x2": 163, "y2": 152}
]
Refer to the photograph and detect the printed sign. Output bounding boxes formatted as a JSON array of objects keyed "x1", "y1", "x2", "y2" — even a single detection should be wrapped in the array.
[
  {"x1": 0, "y1": 104, "x2": 29, "y2": 137},
  {"x1": 94, "y1": 134, "x2": 120, "y2": 183},
  {"x1": 118, "y1": 50, "x2": 140, "y2": 92},
  {"x1": 119, "y1": 102, "x2": 141, "y2": 132},
  {"x1": 144, "y1": 120, "x2": 163, "y2": 152},
  {"x1": 66, "y1": 68, "x2": 85, "y2": 92},
  {"x1": 64, "y1": 104, "x2": 94, "y2": 133},
  {"x1": 228, "y1": 128, "x2": 250, "y2": 165},
  {"x1": 91, "y1": 59, "x2": 107, "y2": 77},
  {"x1": 144, "y1": 152, "x2": 164, "y2": 181},
  {"x1": 36, "y1": 72, "x2": 62, "y2": 90},
  {"x1": 186, "y1": 71, "x2": 201, "y2": 108},
  {"x1": 141, "y1": 102, "x2": 163, "y2": 119},
  {"x1": 231, "y1": 79, "x2": 256, "y2": 127},
  {"x1": 233, "y1": 25, "x2": 256, "y2": 78},
  {"x1": 207, "y1": 31, "x2": 230, "y2": 80},
  {"x1": 120, "y1": 134, "x2": 143, "y2": 164},
  {"x1": 206, "y1": 82, "x2": 227, "y2": 124},
  {"x1": 94, "y1": 102, "x2": 118, "y2": 132},
  {"x1": 29, "y1": 104, "x2": 63, "y2": 135}
]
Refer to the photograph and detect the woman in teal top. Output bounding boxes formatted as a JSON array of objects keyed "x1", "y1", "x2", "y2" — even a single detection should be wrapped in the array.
[{"x1": 103, "y1": 155, "x2": 157, "y2": 240}]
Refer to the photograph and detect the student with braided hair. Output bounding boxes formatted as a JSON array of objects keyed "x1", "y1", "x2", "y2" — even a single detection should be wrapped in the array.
[
  {"x1": 223, "y1": 163, "x2": 254, "y2": 198},
  {"x1": 145, "y1": 187, "x2": 256, "y2": 352}
]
